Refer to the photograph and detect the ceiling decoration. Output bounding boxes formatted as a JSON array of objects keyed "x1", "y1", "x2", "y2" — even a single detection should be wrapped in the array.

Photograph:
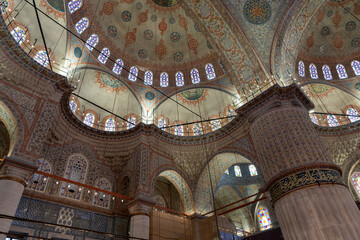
[
  {"x1": 152, "y1": 0, "x2": 178, "y2": 8},
  {"x1": 178, "y1": 88, "x2": 208, "y2": 105},
  {"x1": 95, "y1": 71, "x2": 127, "y2": 93},
  {"x1": 41, "y1": 0, "x2": 66, "y2": 20},
  {"x1": 243, "y1": 0, "x2": 271, "y2": 25}
]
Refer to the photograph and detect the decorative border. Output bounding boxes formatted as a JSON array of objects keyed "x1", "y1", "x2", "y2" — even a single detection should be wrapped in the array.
[{"x1": 268, "y1": 165, "x2": 345, "y2": 203}]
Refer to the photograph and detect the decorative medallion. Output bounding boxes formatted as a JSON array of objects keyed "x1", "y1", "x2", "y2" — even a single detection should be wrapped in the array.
[
  {"x1": 138, "y1": 9, "x2": 149, "y2": 25},
  {"x1": 74, "y1": 47, "x2": 82, "y2": 58},
  {"x1": 144, "y1": 29, "x2": 153, "y2": 40},
  {"x1": 169, "y1": 17, "x2": 176, "y2": 24},
  {"x1": 308, "y1": 84, "x2": 334, "y2": 98},
  {"x1": 46, "y1": 0, "x2": 65, "y2": 12},
  {"x1": 188, "y1": 34, "x2": 199, "y2": 55},
  {"x1": 96, "y1": 72, "x2": 126, "y2": 93},
  {"x1": 152, "y1": 0, "x2": 178, "y2": 7},
  {"x1": 178, "y1": 14, "x2": 188, "y2": 31},
  {"x1": 306, "y1": 32, "x2": 314, "y2": 50},
  {"x1": 156, "y1": 39, "x2": 167, "y2": 60},
  {"x1": 41, "y1": 0, "x2": 65, "y2": 20},
  {"x1": 121, "y1": 11, "x2": 132, "y2": 22},
  {"x1": 333, "y1": 32, "x2": 344, "y2": 50},
  {"x1": 243, "y1": 0, "x2": 271, "y2": 25},
  {"x1": 170, "y1": 32, "x2": 180, "y2": 42},
  {"x1": 327, "y1": 10, "x2": 333, "y2": 17},
  {"x1": 332, "y1": 11, "x2": 341, "y2": 28},
  {"x1": 136, "y1": 2, "x2": 143, "y2": 10},
  {"x1": 345, "y1": 21, "x2": 356, "y2": 31},
  {"x1": 99, "y1": 2, "x2": 118, "y2": 16},
  {"x1": 107, "y1": 26, "x2": 117, "y2": 37},
  {"x1": 173, "y1": 52, "x2": 183, "y2": 62},
  {"x1": 355, "y1": 82, "x2": 360, "y2": 91},
  {"x1": 145, "y1": 91, "x2": 155, "y2": 101},
  {"x1": 178, "y1": 88, "x2": 208, "y2": 105},
  {"x1": 320, "y1": 26, "x2": 330, "y2": 36},
  {"x1": 151, "y1": 15, "x2": 157, "y2": 22},
  {"x1": 125, "y1": 28, "x2": 137, "y2": 47},
  {"x1": 138, "y1": 49, "x2": 148, "y2": 59},
  {"x1": 158, "y1": 17, "x2": 167, "y2": 35},
  {"x1": 352, "y1": 38, "x2": 360, "y2": 47}
]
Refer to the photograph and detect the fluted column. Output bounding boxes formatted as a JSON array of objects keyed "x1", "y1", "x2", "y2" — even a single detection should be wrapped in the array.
[
  {"x1": 0, "y1": 157, "x2": 37, "y2": 240},
  {"x1": 128, "y1": 201, "x2": 153, "y2": 240},
  {"x1": 245, "y1": 84, "x2": 360, "y2": 239}
]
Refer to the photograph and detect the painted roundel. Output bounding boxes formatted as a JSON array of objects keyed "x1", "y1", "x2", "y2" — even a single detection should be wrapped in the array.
[
  {"x1": 170, "y1": 32, "x2": 180, "y2": 42},
  {"x1": 320, "y1": 26, "x2": 330, "y2": 36},
  {"x1": 74, "y1": 47, "x2": 82, "y2": 58},
  {"x1": 145, "y1": 91, "x2": 155, "y2": 101},
  {"x1": 243, "y1": 0, "x2": 271, "y2": 25},
  {"x1": 47, "y1": 0, "x2": 65, "y2": 12},
  {"x1": 138, "y1": 49, "x2": 148, "y2": 59},
  {"x1": 144, "y1": 29, "x2": 153, "y2": 40},
  {"x1": 181, "y1": 89, "x2": 205, "y2": 101},
  {"x1": 174, "y1": 52, "x2": 183, "y2": 62},
  {"x1": 107, "y1": 26, "x2": 117, "y2": 37},
  {"x1": 121, "y1": 11, "x2": 132, "y2": 22},
  {"x1": 169, "y1": 17, "x2": 176, "y2": 24},
  {"x1": 352, "y1": 38, "x2": 360, "y2": 47},
  {"x1": 345, "y1": 21, "x2": 356, "y2": 31},
  {"x1": 355, "y1": 82, "x2": 360, "y2": 91}
]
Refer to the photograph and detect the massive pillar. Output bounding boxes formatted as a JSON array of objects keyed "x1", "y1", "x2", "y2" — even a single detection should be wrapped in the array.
[
  {"x1": 128, "y1": 201, "x2": 152, "y2": 240},
  {"x1": 245, "y1": 84, "x2": 360, "y2": 239},
  {"x1": 0, "y1": 157, "x2": 37, "y2": 240}
]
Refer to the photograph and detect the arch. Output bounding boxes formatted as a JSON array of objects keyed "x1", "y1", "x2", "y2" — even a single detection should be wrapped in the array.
[
  {"x1": 98, "y1": 48, "x2": 110, "y2": 65},
  {"x1": 27, "y1": 159, "x2": 51, "y2": 192},
  {"x1": 205, "y1": 63, "x2": 216, "y2": 80},
  {"x1": 85, "y1": 34, "x2": 99, "y2": 51},
  {"x1": 75, "y1": 17, "x2": 89, "y2": 35},
  {"x1": 112, "y1": 59, "x2": 123, "y2": 75},
  {"x1": 351, "y1": 60, "x2": 360, "y2": 76},
  {"x1": 322, "y1": 65, "x2": 332, "y2": 80},
  {"x1": 191, "y1": 68, "x2": 200, "y2": 84},
  {"x1": 60, "y1": 154, "x2": 88, "y2": 200},
  {"x1": 160, "y1": 72, "x2": 169, "y2": 87},
  {"x1": 336, "y1": 64, "x2": 348, "y2": 79},
  {"x1": 144, "y1": 71, "x2": 153, "y2": 85},
  {"x1": 175, "y1": 71, "x2": 184, "y2": 87},
  {"x1": 93, "y1": 178, "x2": 111, "y2": 208},
  {"x1": 68, "y1": 0, "x2": 82, "y2": 14}
]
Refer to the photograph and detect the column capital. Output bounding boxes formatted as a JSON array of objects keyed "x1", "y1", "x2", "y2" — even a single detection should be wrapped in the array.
[
  {"x1": 127, "y1": 199, "x2": 154, "y2": 216},
  {"x1": 0, "y1": 156, "x2": 38, "y2": 187}
]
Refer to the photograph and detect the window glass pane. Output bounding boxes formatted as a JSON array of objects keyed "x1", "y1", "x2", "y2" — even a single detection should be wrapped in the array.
[
  {"x1": 105, "y1": 118, "x2": 115, "y2": 131},
  {"x1": 34, "y1": 51, "x2": 49, "y2": 67},
  {"x1": 127, "y1": 117, "x2": 136, "y2": 129},
  {"x1": 85, "y1": 34, "x2": 99, "y2": 51},
  {"x1": 113, "y1": 59, "x2": 123, "y2": 75},
  {"x1": 128, "y1": 66, "x2": 138, "y2": 82},
  {"x1": 144, "y1": 71, "x2": 153, "y2": 85},
  {"x1": 160, "y1": 72, "x2": 169, "y2": 87},
  {"x1": 234, "y1": 165, "x2": 241, "y2": 177},
  {"x1": 347, "y1": 108, "x2": 360, "y2": 123},
  {"x1": 310, "y1": 114, "x2": 319, "y2": 125},
  {"x1": 158, "y1": 118, "x2": 166, "y2": 130},
  {"x1": 84, "y1": 113, "x2": 95, "y2": 127},
  {"x1": 249, "y1": 164, "x2": 258, "y2": 176},
  {"x1": 69, "y1": 100, "x2": 77, "y2": 113},
  {"x1": 298, "y1": 61, "x2": 305, "y2": 77},
  {"x1": 309, "y1": 64, "x2": 318, "y2": 79},
  {"x1": 327, "y1": 114, "x2": 339, "y2": 127},
  {"x1": 352, "y1": 173, "x2": 360, "y2": 195},
  {"x1": 193, "y1": 123, "x2": 203, "y2": 136},
  {"x1": 98, "y1": 48, "x2": 110, "y2": 65},
  {"x1": 191, "y1": 68, "x2": 200, "y2": 84},
  {"x1": 351, "y1": 60, "x2": 360, "y2": 76},
  {"x1": 322, "y1": 65, "x2": 332, "y2": 80},
  {"x1": 257, "y1": 208, "x2": 272, "y2": 231},
  {"x1": 174, "y1": 124, "x2": 184, "y2": 136},
  {"x1": 75, "y1": 17, "x2": 89, "y2": 35},
  {"x1": 336, "y1": 64, "x2": 348, "y2": 79},
  {"x1": 1, "y1": 0, "x2": 9, "y2": 14},
  {"x1": 225, "y1": 169, "x2": 229, "y2": 175},
  {"x1": 175, "y1": 72, "x2": 184, "y2": 87},
  {"x1": 93, "y1": 179, "x2": 111, "y2": 208},
  {"x1": 68, "y1": 0, "x2": 82, "y2": 14},
  {"x1": 205, "y1": 63, "x2": 216, "y2": 80},
  {"x1": 210, "y1": 119, "x2": 221, "y2": 131},
  {"x1": 11, "y1": 27, "x2": 26, "y2": 45},
  {"x1": 27, "y1": 159, "x2": 51, "y2": 191}
]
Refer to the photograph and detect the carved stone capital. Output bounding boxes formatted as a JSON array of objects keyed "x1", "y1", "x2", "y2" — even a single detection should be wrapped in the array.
[
  {"x1": 127, "y1": 199, "x2": 154, "y2": 216},
  {"x1": 0, "y1": 156, "x2": 38, "y2": 186}
]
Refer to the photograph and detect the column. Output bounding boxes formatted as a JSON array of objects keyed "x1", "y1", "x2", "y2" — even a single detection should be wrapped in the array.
[
  {"x1": 128, "y1": 201, "x2": 152, "y2": 240},
  {"x1": 245, "y1": 84, "x2": 360, "y2": 239},
  {"x1": 0, "y1": 157, "x2": 37, "y2": 240}
]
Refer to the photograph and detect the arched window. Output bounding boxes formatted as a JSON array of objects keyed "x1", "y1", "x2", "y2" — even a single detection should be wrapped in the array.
[
  {"x1": 158, "y1": 118, "x2": 166, "y2": 130},
  {"x1": 83, "y1": 113, "x2": 95, "y2": 127},
  {"x1": 105, "y1": 118, "x2": 115, "y2": 131},
  {"x1": 144, "y1": 71, "x2": 153, "y2": 85},
  {"x1": 27, "y1": 159, "x2": 51, "y2": 192},
  {"x1": 68, "y1": 0, "x2": 82, "y2": 14},
  {"x1": 69, "y1": 100, "x2": 77, "y2": 114},
  {"x1": 127, "y1": 116, "x2": 136, "y2": 129},
  {"x1": 193, "y1": 123, "x2": 203, "y2": 136},
  {"x1": 98, "y1": 48, "x2": 110, "y2": 65},
  {"x1": 174, "y1": 124, "x2": 184, "y2": 136},
  {"x1": 347, "y1": 108, "x2": 360, "y2": 123},
  {"x1": 249, "y1": 164, "x2": 258, "y2": 176},
  {"x1": 112, "y1": 59, "x2": 123, "y2": 75},
  {"x1": 225, "y1": 169, "x2": 229, "y2": 175},
  {"x1": 93, "y1": 178, "x2": 111, "y2": 208},
  {"x1": 60, "y1": 155, "x2": 88, "y2": 200},
  {"x1": 175, "y1": 71, "x2": 184, "y2": 87},
  {"x1": 85, "y1": 34, "x2": 99, "y2": 51},
  {"x1": 257, "y1": 208, "x2": 272, "y2": 231},
  {"x1": 327, "y1": 114, "x2": 339, "y2": 127},
  {"x1": 226, "y1": 108, "x2": 236, "y2": 121},
  {"x1": 11, "y1": 27, "x2": 26, "y2": 45},
  {"x1": 160, "y1": 72, "x2": 169, "y2": 87},
  {"x1": 351, "y1": 60, "x2": 360, "y2": 76},
  {"x1": 128, "y1": 66, "x2": 138, "y2": 82},
  {"x1": 336, "y1": 64, "x2": 348, "y2": 79},
  {"x1": 154, "y1": 195, "x2": 166, "y2": 207},
  {"x1": 234, "y1": 165, "x2": 242, "y2": 177},
  {"x1": 205, "y1": 63, "x2": 216, "y2": 80},
  {"x1": 75, "y1": 17, "x2": 89, "y2": 35},
  {"x1": 322, "y1": 65, "x2": 332, "y2": 80},
  {"x1": 34, "y1": 51, "x2": 49, "y2": 67},
  {"x1": 210, "y1": 119, "x2": 221, "y2": 131},
  {"x1": 310, "y1": 114, "x2": 319, "y2": 125},
  {"x1": 0, "y1": 0, "x2": 9, "y2": 14},
  {"x1": 191, "y1": 68, "x2": 200, "y2": 84},
  {"x1": 298, "y1": 61, "x2": 305, "y2": 77},
  {"x1": 309, "y1": 64, "x2": 318, "y2": 79},
  {"x1": 351, "y1": 172, "x2": 360, "y2": 195}
]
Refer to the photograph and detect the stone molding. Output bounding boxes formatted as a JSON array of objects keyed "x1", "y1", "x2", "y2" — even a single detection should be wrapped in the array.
[{"x1": 0, "y1": 156, "x2": 38, "y2": 185}]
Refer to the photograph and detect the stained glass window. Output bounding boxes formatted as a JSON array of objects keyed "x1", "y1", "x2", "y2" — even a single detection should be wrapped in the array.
[
  {"x1": 327, "y1": 114, "x2": 339, "y2": 127},
  {"x1": 210, "y1": 119, "x2": 221, "y2": 131},
  {"x1": 336, "y1": 64, "x2": 348, "y2": 79},
  {"x1": 160, "y1": 72, "x2": 169, "y2": 87},
  {"x1": 27, "y1": 159, "x2": 51, "y2": 192},
  {"x1": 174, "y1": 124, "x2": 184, "y2": 136},
  {"x1": 175, "y1": 72, "x2": 184, "y2": 87},
  {"x1": 257, "y1": 208, "x2": 272, "y2": 231},
  {"x1": 105, "y1": 118, "x2": 116, "y2": 131},
  {"x1": 68, "y1": 0, "x2": 82, "y2": 14},
  {"x1": 309, "y1": 64, "x2": 318, "y2": 79},
  {"x1": 234, "y1": 165, "x2": 242, "y2": 177},
  {"x1": 34, "y1": 51, "x2": 49, "y2": 67},
  {"x1": 351, "y1": 60, "x2": 360, "y2": 76},
  {"x1": 158, "y1": 118, "x2": 166, "y2": 130},
  {"x1": 93, "y1": 178, "x2": 111, "y2": 208},
  {"x1": 83, "y1": 113, "x2": 95, "y2": 127},
  {"x1": 0, "y1": 0, "x2": 8, "y2": 14},
  {"x1": 310, "y1": 114, "x2": 319, "y2": 125},
  {"x1": 127, "y1": 116, "x2": 136, "y2": 129},
  {"x1": 249, "y1": 164, "x2": 258, "y2": 176},
  {"x1": 144, "y1": 71, "x2": 153, "y2": 85},
  {"x1": 205, "y1": 63, "x2": 216, "y2": 80},
  {"x1": 128, "y1": 66, "x2": 138, "y2": 82},
  {"x1": 69, "y1": 100, "x2": 77, "y2": 114},
  {"x1": 298, "y1": 61, "x2": 305, "y2": 77},
  {"x1": 85, "y1": 34, "x2": 99, "y2": 51},
  {"x1": 347, "y1": 108, "x2": 360, "y2": 123},
  {"x1": 75, "y1": 17, "x2": 89, "y2": 35},
  {"x1": 191, "y1": 68, "x2": 200, "y2": 84},
  {"x1": 193, "y1": 123, "x2": 203, "y2": 136},
  {"x1": 98, "y1": 48, "x2": 110, "y2": 65},
  {"x1": 60, "y1": 155, "x2": 88, "y2": 200},
  {"x1": 352, "y1": 172, "x2": 360, "y2": 195},
  {"x1": 225, "y1": 169, "x2": 229, "y2": 175},
  {"x1": 11, "y1": 27, "x2": 26, "y2": 45},
  {"x1": 113, "y1": 59, "x2": 123, "y2": 75},
  {"x1": 322, "y1": 65, "x2": 332, "y2": 80}
]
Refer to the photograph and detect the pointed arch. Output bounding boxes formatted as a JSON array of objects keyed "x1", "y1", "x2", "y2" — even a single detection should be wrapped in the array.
[
  {"x1": 205, "y1": 63, "x2": 216, "y2": 80},
  {"x1": 144, "y1": 71, "x2": 153, "y2": 85},
  {"x1": 98, "y1": 48, "x2": 110, "y2": 65},
  {"x1": 351, "y1": 60, "x2": 360, "y2": 76},
  {"x1": 191, "y1": 68, "x2": 200, "y2": 84},
  {"x1": 93, "y1": 178, "x2": 111, "y2": 208},
  {"x1": 75, "y1": 17, "x2": 89, "y2": 35},
  {"x1": 175, "y1": 72, "x2": 184, "y2": 86},
  {"x1": 85, "y1": 34, "x2": 99, "y2": 51},
  {"x1": 322, "y1": 65, "x2": 332, "y2": 80},
  {"x1": 298, "y1": 61, "x2": 305, "y2": 77},
  {"x1": 27, "y1": 159, "x2": 51, "y2": 192},
  {"x1": 336, "y1": 64, "x2": 348, "y2": 79},
  {"x1": 68, "y1": 0, "x2": 82, "y2": 14},
  {"x1": 112, "y1": 59, "x2": 123, "y2": 75}
]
